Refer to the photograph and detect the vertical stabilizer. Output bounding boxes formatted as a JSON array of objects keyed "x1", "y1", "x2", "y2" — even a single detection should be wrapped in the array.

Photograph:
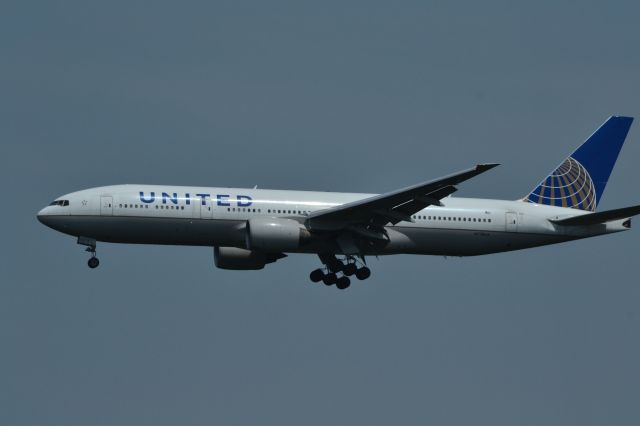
[{"x1": 523, "y1": 116, "x2": 633, "y2": 211}]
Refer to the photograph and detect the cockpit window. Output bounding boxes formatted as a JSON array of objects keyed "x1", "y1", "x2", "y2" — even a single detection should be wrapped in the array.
[{"x1": 49, "y1": 200, "x2": 69, "y2": 206}]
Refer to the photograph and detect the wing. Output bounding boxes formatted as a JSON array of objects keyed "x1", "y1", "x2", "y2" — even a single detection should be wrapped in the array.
[{"x1": 305, "y1": 163, "x2": 499, "y2": 232}]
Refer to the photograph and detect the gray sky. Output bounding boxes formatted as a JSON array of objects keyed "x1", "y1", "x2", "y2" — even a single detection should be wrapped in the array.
[{"x1": 2, "y1": 1, "x2": 640, "y2": 425}]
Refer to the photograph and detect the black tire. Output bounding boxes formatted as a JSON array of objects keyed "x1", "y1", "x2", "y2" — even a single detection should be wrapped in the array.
[
  {"x1": 310, "y1": 269, "x2": 324, "y2": 282},
  {"x1": 336, "y1": 276, "x2": 351, "y2": 290},
  {"x1": 355, "y1": 266, "x2": 371, "y2": 280},
  {"x1": 323, "y1": 272, "x2": 337, "y2": 286},
  {"x1": 88, "y1": 257, "x2": 100, "y2": 269},
  {"x1": 343, "y1": 263, "x2": 357, "y2": 276}
]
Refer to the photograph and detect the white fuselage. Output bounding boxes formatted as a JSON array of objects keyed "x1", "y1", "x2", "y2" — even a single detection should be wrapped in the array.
[{"x1": 37, "y1": 184, "x2": 628, "y2": 257}]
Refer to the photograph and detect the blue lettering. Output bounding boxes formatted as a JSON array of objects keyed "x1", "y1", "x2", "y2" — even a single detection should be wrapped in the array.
[
  {"x1": 237, "y1": 195, "x2": 253, "y2": 207},
  {"x1": 140, "y1": 191, "x2": 255, "y2": 206},
  {"x1": 162, "y1": 192, "x2": 178, "y2": 204},
  {"x1": 140, "y1": 191, "x2": 155, "y2": 203},
  {"x1": 195, "y1": 193, "x2": 210, "y2": 206}
]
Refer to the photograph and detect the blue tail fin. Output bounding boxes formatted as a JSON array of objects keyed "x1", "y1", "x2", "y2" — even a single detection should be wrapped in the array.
[{"x1": 523, "y1": 116, "x2": 633, "y2": 211}]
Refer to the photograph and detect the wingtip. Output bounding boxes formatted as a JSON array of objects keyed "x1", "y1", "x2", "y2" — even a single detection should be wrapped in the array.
[{"x1": 476, "y1": 163, "x2": 500, "y2": 171}]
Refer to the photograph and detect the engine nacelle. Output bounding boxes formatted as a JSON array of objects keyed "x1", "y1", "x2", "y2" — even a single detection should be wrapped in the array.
[
  {"x1": 246, "y1": 217, "x2": 311, "y2": 251},
  {"x1": 214, "y1": 246, "x2": 286, "y2": 270}
]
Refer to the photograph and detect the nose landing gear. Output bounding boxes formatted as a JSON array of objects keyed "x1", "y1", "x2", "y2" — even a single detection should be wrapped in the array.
[
  {"x1": 78, "y1": 236, "x2": 100, "y2": 269},
  {"x1": 87, "y1": 255, "x2": 100, "y2": 269}
]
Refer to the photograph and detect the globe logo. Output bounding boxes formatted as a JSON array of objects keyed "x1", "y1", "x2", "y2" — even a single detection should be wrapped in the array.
[{"x1": 525, "y1": 157, "x2": 596, "y2": 211}]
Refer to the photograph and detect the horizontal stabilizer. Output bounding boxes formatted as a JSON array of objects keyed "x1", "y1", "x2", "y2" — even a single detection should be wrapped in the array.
[{"x1": 550, "y1": 204, "x2": 640, "y2": 226}]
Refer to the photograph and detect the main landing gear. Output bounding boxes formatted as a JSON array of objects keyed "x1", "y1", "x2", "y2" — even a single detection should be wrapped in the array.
[
  {"x1": 78, "y1": 236, "x2": 100, "y2": 269},
  {"x1": 309, "y1": 254, "x2": 371, "y2": 290}
]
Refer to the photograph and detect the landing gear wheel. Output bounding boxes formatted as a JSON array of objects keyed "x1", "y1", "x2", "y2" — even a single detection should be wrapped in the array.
[
  {"x1": 310, "y1": 269, "x2": 324, "y2": 282},
  {"x1": 343, "y1": 263, "x2": 357, "y2": 276},
  {"x1": 323, "y1": 273, "x2": 338, "y2": 286},
  {"x1": 88, "y1": 257, "x2": 100, "y2": 269},
  {"x1": 336, "y1": 276, "x2": 351, "y2": 290},
  {"x1": 355, "y1": 266, "x2": 371, "y2": 280}
]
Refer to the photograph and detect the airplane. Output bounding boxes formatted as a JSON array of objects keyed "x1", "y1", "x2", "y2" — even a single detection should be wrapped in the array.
[{"x1": 38, "y1": 116, "x2": 640, "y2": 290}]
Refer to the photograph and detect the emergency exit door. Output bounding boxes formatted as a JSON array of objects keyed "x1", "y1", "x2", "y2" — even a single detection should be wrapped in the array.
[
  {"x1": 200, "y1": 196, "x2": 213, "y2": 219},
  {"x1": 505, "y1": 212, "x2": 518, "y2": 232},
  {"x1": 101, "y1": 196, "x2": 113, "y2": 216}
]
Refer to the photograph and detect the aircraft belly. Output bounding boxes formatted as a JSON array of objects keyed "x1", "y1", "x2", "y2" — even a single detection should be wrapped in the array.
[
  {"x1": 51, "y1": 215, "x2": 245, "y2": 247},
  {"x1": 381, "y1": 226, "x2": 569, "y2": 256}
]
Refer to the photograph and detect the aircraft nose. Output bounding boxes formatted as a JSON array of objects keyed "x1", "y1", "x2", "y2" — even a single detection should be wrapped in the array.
[{"x1": 37, "y1": 207, "x2": 52, "y2": 226}]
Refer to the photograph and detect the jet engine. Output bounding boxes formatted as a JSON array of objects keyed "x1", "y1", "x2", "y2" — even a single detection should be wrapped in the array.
[
  {"x1": 245, "y1": 217, "x2": 311, "y2": 251},
  {"x1": 214, "y1": 246, "x2": 286, "y2": 270}
]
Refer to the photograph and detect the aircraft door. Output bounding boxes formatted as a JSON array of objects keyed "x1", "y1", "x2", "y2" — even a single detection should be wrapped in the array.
[
  {"x1": 101, "y1": 196, "x2": 113, "y2": 216},
  {"x1": 505, "y1": 212, "x2": 518, "y2": 232},
  {"x1": 200, "y1": 196, "x2": 213, "y2": 219}
]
